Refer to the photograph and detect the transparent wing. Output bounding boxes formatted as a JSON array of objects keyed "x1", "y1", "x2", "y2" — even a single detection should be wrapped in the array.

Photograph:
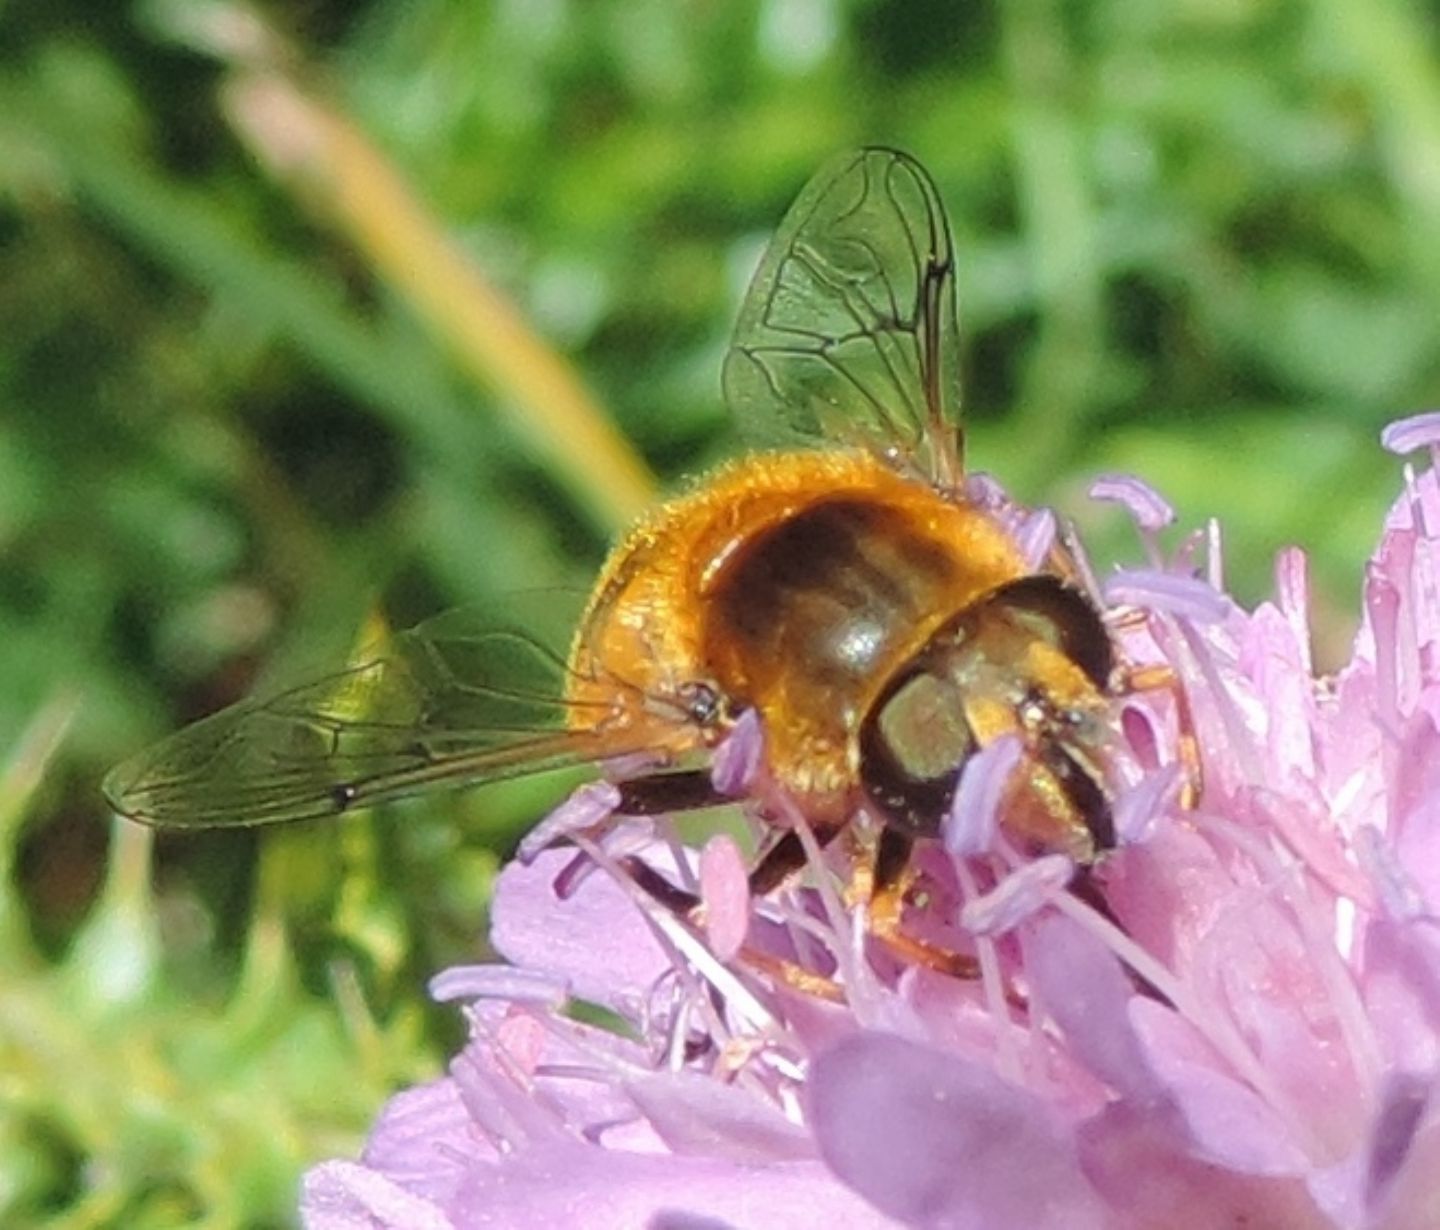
[
  {"x1": 724, "y1": 147, "x2": 965, "y2": 490},
  {"x1": 104, "y1": 596, "x2": 664, "y2": 828}
]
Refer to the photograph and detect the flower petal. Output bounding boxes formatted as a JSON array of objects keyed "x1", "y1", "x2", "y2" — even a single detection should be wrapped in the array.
[
  {"x1": 517, "y1": 781, "x2": 620, "y2": 863},
  {"x1": 359, "y1": 1079, "x2": 486, "y2": 1207},
  {"x1": 448, "y1": 1142, "x2": 893, "y2": 1230},
  {"x1": 808, "y1": 1032, "x2": 1104, "y2": 1228},
  {"x1": 1026, "y1": 912, "x2": 1160, "y2": 1101},
  {"x1": 489, "y1": 847, "x2": 672, "y2": 1009},
  {"x1": 302, "y1": 1160, "x2": 456, "y2": 1230},
  {"x1": 626, "y1": 1070, "x2": 815, "y2": 1162},
  {"x1": 1130, "y1": 999, "x2": 1310, "y2": 1176},
  {"x1": 1078, "y1": 1103, "x2": 1331, "y2": 1229}
]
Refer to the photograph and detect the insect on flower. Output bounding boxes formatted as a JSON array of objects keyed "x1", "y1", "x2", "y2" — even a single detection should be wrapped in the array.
[{"x1": 105, "y1": 149, "x2": 1137, "y2": 957}]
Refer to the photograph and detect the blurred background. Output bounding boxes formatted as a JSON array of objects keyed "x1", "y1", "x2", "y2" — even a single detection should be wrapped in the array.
[{"x1": 3, "y1": 0, "x2": 1437, "y2": 1224}]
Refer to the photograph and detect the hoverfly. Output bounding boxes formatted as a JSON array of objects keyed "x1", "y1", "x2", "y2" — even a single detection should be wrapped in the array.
[{"x1": 106, "y1": 149, "x2": 1118, "y2": 925}]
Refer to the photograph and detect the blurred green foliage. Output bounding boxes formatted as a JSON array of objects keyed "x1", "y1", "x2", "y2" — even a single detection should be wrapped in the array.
[{"x1": 2, "y1": 0, "x2": 1437, "y2": 1223}]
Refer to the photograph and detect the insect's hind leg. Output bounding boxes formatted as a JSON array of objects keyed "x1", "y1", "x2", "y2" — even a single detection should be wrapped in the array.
[
  {"x1": 859, "y1": 828, "x2": 980, "y2": 980},
  {"x1": 615, "y1": 768, "x2": 731, "y2": 817},
  {"x1": 613, "y1": 779, "x2": 854, "y2": 1001},
  {"x1": 612, "y1": 768, "x2": 729, "y2": 914},
  {"x1": 746, "y1": 823, "x2": 852, "y2": 896},
  {"x1": 615, "y1": 766, "x2": 846, "y2": 906}
]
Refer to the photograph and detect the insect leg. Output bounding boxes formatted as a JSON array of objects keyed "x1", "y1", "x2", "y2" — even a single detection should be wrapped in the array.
[
  {"x1": 615, "y1": 769, "x2": 730, "y2": 816},
  {"x1": 744, "y1": 821, "x2": 848, "y2": 897},
  {"x1": 616, "y1": 773, "x2": 846, "y2": 902},
  {"x1": 860, "y1": 827, "x2": 980, "y2": 979},
  {"x1": 623, "y1": 812, "x2": 853, "y2": 1003},
  {"x1": 621, "y1": 854, "x2": 702, "y2": 913},
  {"x1": 612, "y1": 769, "x2": 731, "y2": 914},
  {"x1": 745, "y1": 830, "x2": 805, "y2": 896}
]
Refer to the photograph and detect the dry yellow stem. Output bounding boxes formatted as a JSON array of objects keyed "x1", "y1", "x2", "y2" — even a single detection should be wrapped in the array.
[{"x1": 224, "y1": 71, "x2": 657, "y2": 532}]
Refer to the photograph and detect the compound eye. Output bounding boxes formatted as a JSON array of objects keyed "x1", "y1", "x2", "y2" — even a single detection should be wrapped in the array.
[
  {"x1": 675, "y1": 680, "x2": 723, "y2": 726},
  {"x1": 986, "y1": 575, "x2": 1114, "y2": 689},
  {"x1": 859, "y1": 668, "x2": 974, "y2": 838}
]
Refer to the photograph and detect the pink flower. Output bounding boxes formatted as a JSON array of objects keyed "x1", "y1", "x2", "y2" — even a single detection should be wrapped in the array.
[{"x1": 303, "y1": 421, "x2": 1440, "y2": 1229}]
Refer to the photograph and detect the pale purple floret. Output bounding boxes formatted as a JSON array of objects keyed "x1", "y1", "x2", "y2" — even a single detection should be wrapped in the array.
[
  {"x1": 1013, "y1": 506, "x2": 1057, "y2": 569},
  {"x1": 698, "y1": 834, "x2": 750, "y2": 961},
  {"x1": 515, "y1": 779, "x2": 619, "y2": 864},
  {"x1": 1102, "y1": 568, "x2": 1230, "y2": 623},
  {"x1": 1380, "y1": 409, "x2": 1440, "y2": 456},
  {"x1": 709, "y1": 706, "x2": 765, "y2": 797},
  {"x1": 942, "y1": 732, "x2": 1022, "y2": 857},
  {"x1": 304, "y1": 423, "x2": 1440, "y2": 1230},
  {"x1": 1090, "y1": 473, "x2": 1177, "y2": 532},
  {"x1": 958, "y1": 853, "x2": 1074, "y2": 936}
]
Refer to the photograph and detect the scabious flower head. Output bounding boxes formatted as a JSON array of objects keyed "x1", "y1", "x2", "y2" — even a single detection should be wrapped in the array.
[{"x1": 303, "y1": 419, "x2": 1440, "y2": 1230}]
